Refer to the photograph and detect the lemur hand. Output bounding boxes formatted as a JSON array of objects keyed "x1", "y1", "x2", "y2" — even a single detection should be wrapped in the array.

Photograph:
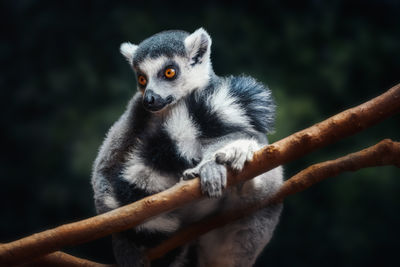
[
  {"x1": 182, "y1": 139, "x2": 259, "y2": 198},
  {"x1": 215, "y1": 139, "x2": 259, "y2": 171},
  {"x1": 183, "y1": 160, "x2": 227, "y2": 198}
]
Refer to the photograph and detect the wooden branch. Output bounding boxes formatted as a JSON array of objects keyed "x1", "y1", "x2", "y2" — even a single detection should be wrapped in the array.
[
  {"x1": 0, "y1": 242, "x2": 114, "y2": 267},
  {"x1": 1, "y1": 83, "x2": 399, "y2": 266},
  {"x1": 146, "y1": 139, "x2": 400, "y2": 260},
  {"x1": 22, "y1": 251, "x2": 115, "y2": 267},
  {"x1": 20, "y1": 139, "x2": 400, "y2": 266}
]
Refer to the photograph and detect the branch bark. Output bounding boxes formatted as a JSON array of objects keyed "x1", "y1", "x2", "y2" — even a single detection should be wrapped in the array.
[
  {"x1": 146, "y1": 139, "x2": 400, "y2": 260},
  {"x1": 22, "y1": 251, "x2": 115, "y2": 267},
  {"x1": 0, "y1": 83, "x2": 399, "y2": 266}
]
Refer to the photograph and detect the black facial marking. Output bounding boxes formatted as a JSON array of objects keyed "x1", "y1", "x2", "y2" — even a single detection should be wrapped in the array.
[
  {"x1": 158, "y1": 61, "x2": 180, "y2": 81},
  {"x1": 136, "y1": 71, "x2": 148, "y2": 89}
]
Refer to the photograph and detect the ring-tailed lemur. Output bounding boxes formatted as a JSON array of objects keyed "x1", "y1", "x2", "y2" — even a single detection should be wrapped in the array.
[{"x1": 92, "y1": 28, "x2": 283, "y2": 267}]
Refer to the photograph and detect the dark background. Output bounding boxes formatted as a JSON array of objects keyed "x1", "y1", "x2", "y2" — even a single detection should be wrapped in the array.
[{"x1": 1, "y1": 0, "x2": 399, "y2": 266}]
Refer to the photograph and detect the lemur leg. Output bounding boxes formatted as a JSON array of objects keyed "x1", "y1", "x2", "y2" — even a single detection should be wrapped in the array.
[
  {"x1": 196, "y1": 203, "x2": 282, "y2": 267},
  {"x1": 112, "y1": 233, "x2": 149, "y2": 267}
]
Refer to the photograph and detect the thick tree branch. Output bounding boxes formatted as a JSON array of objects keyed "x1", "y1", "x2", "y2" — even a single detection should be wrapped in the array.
[
  {"x1": 21, "y1": 139, "x2": 400, "y2": 266},
  {"x1": 0, "y1": 83, "x2": 399, "y2": 266},
  {"x1": 146, "y1": 139, "x2": 400, "y2": 260}
]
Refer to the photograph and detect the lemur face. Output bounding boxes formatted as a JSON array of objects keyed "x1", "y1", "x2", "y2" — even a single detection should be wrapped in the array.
[{"x1": 120, "y1": 28, "x2": 212, "y2": 113}]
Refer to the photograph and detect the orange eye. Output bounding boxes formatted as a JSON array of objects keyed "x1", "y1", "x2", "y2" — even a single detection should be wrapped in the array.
[
  {"x1": 138, "y1": 75, "x2": 147, "y2": 86},
  {"x1": 164, "y1": 68, "x2": 176, "y2": 79}
]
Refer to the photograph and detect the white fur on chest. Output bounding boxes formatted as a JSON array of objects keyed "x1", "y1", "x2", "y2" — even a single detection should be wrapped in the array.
[{"x1": 164, "y1": 102, "x2": 202, "y2": 161}]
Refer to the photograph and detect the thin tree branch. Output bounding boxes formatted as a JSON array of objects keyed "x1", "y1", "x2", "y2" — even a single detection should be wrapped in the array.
[
  {"x1": 146, "y1": 139, "x2": 400, "y2": 260},
  {"x1": 0, "y1": 83, "x2": 399, "y2": 266},
  {"x1": 22, "y1": 251, "x2": 115, "y2": 267},
  {"x1": 0, "y1": 243, "x2": 114, "y2": 267}
]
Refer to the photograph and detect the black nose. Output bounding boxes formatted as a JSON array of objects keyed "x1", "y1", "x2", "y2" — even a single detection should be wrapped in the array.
[
  {"x1": 143, "y1": 89, "x2": 170, "y2": 112},
  {"x1": 143, "y1": 89, "x2": 159, "y2": 108},
  {"x1": 144, "y1": 93, "x2": 155, "y2": 105}
]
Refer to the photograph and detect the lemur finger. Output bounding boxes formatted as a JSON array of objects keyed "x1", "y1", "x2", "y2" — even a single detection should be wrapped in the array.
[
  {"x1": 182, "y1": 168, "x2": 199, "y2": 180},
  {"x1": 209, "y1": 166, "x2": 218, "y2": 196},
  {"x1": 218, "y1": 164, "x2": 227, "y2": 190},
  {"x1": 231, "y1": 152, "x2": 247, "y2": 171},
  {"x1": 199, "y1": 164, "x2": 211, "y2": 195},
  {"x1": 246, "y1": 143, "x2": 258, "y2": 161},
  {"x1": 209, "y1": 164, "x2": 224, "y2": 198},
  {"x1": 246, "y1": 149, "x2": 254, "y2": 162}
]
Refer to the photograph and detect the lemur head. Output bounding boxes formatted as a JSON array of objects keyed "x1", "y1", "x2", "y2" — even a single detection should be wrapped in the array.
[{"x1": 120, "y1": 28, "x2": 213, "y2": 112}]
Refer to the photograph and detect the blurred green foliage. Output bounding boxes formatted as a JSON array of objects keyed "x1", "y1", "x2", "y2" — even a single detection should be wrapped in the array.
[{"x1": 1, "y1": 0, "x2": 399, "y2": 266}]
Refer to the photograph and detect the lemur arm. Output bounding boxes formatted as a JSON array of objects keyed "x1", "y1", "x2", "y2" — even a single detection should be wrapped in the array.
[{"x1": 183, "y1": 131, "x2": 268, "y2": 198}]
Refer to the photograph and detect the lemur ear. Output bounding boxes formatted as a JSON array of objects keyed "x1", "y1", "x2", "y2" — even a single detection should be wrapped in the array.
[
  {"x1": 120, "y1": 42, "x2": 138, "y2": 64},
  {"x1": 184, "y1": 28, "x2": 212, "y2": 66}
]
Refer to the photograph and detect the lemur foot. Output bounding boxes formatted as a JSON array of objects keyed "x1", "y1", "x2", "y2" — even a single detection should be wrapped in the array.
[
  {"x1": 183, "y1": 160, "x2": 227, "y2": 198},
  {"x1": 215, "y1": 139, "x2": 259, "y2": 171}
]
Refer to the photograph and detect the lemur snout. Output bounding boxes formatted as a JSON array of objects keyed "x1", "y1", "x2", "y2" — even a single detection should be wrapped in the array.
[
  {"x1": 143, "y1": 89, "x2": 173, "y2": 112},
  {"x1": 144, "y1": 90, "x2": 155, "y2": 104}
]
